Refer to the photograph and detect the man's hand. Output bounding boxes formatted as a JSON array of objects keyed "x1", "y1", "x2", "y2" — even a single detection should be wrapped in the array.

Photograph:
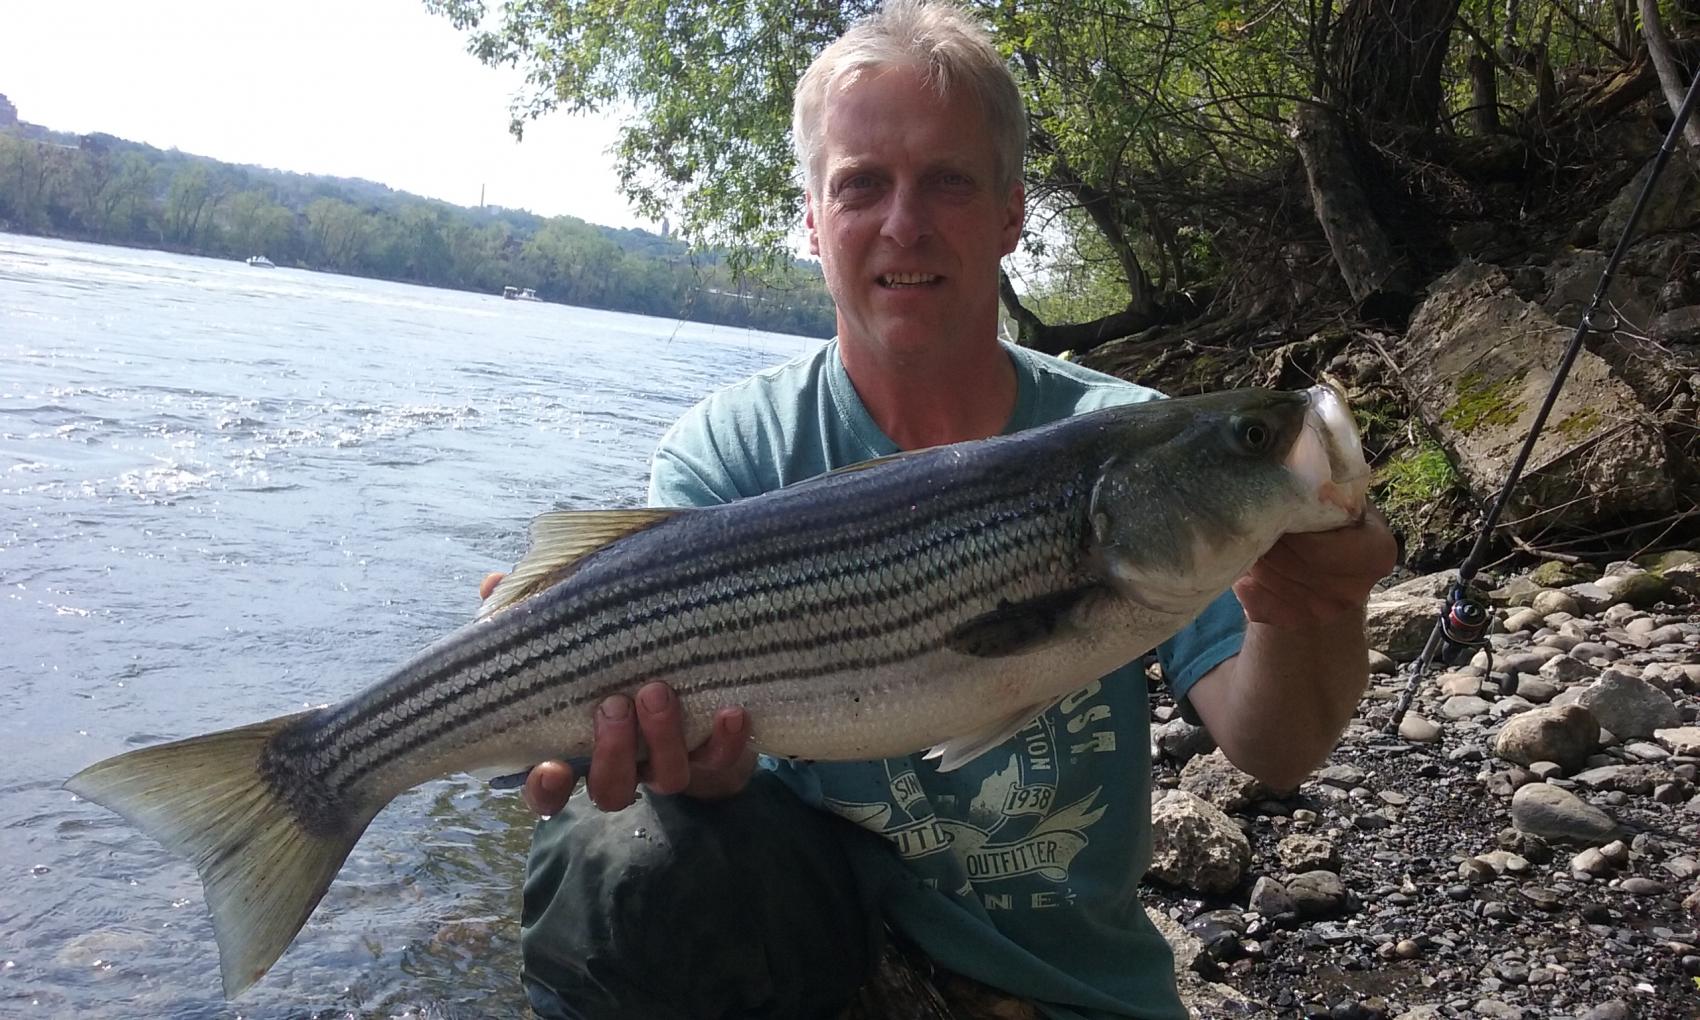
[
  {"x1": 479, "y1": 572, "x2": 759, "y2": 816},
  {"x1": 1230, "y1": 505, "x2": 1397, "y2": 629}
]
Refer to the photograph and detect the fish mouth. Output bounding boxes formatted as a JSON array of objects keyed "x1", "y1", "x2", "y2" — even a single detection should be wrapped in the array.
[{"x1": 1289, "y1": 384, "x2": 1371, "y2": 521}]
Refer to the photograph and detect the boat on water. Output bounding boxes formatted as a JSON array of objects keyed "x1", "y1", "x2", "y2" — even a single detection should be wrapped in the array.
[
  {"x1": 502, "y1": 285, "x2": 541, "y2": 301},
  {"x1": 246, "y1": 255, "x2": 276, "y2": 268}
]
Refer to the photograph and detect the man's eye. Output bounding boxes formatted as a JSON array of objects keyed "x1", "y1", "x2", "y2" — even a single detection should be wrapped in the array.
[{"x1": 837, "y1": 175, "x2": 875, "y2": 193}]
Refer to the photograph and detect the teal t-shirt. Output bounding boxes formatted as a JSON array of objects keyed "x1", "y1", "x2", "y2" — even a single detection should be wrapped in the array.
[{"x1": 648, "y1": 340, "x2": 1246, "y2": 1020}]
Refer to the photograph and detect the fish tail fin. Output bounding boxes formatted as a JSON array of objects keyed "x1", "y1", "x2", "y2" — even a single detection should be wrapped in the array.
[{"x1": 65, "y1": 710, "x2": 372, "y2": 998}]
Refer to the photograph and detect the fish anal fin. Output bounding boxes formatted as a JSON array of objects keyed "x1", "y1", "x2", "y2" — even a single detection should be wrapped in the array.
[
  {"x1": 64, "y1": 711, "x2": 374, "y2": 998},
  {"x1": 945, "y1": 585, "x2": 1099, "y2": 658},
  {"x1": 923, "y1": 701, "x2": 1055, "y2": 772},
  {"x1": 479, "y1": 509, "x2": 680, "y2": 620}
]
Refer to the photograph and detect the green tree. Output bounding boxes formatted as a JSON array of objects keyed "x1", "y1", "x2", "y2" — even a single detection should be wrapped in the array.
[
  {"x1": 223, "y1": 190, "x2": 294, "y2": 258},
  {"x1": 429, "y1": 0, "x2": 1662, "y2": 351},
  {"x1": 163, "y1": 164, "x2": 221, "y2": 247},
  {"x1": 305, "y1": 197, "x2": 367, "y2": 268}
]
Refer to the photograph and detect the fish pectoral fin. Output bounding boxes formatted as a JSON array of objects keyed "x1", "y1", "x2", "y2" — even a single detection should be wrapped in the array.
[
  {"x1": 924, "y1": 701, "x2": 1056, "y2": 772},
  {"x1": 479, "y1": 508, "x2": 681, "y2": 620},
  {"x1": 944, "y1": 585, "x2": 1100, "y2": 658}
]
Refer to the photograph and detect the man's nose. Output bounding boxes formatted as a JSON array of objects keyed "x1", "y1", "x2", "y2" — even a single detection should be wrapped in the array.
[{"x1": 880, "y1": 185, "x2": 931, "y2": 247}]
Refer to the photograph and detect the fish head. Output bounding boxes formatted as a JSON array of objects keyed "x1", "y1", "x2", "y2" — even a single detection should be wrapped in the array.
[{"x1": 1088, "y1": 384, "x2": 1370, "y2": 612}]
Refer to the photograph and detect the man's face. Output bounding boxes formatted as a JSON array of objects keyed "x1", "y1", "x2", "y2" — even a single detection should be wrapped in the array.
[{"x1": 805, "y1": 64, "x2": 1023, "y2": 362}]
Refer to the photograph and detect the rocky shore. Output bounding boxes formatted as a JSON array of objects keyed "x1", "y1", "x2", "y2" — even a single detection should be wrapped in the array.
[{"x1": 1141, "y1": 550, "x2": 1700, "y2": 1020}]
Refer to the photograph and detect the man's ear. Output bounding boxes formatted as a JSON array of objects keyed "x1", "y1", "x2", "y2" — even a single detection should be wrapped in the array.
[
  {"x1": 1000, "y1": 182, "x2": 1025, "y2": 257},
  {"x1": 805, "y1": 191, "x2": 821, "y2": 257}
]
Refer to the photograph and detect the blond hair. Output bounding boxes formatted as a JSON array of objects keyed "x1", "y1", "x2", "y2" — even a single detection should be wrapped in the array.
[{"x1": 792, "y1": 0, "x2": 1027, "y2": 196}]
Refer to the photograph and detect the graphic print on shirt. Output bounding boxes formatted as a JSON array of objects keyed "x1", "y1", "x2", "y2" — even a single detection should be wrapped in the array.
[{"x1": 822, "y1": 681, "x2": 1116, "y2": 899}]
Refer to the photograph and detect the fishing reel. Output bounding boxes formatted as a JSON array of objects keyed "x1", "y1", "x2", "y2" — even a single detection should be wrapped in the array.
[
  {"x1": 1437, "y1": 580, "x2": 1504, "y2": 689},
  {"x1": 1441, "y1": 583, "x2": 1491, "y2": 648}
]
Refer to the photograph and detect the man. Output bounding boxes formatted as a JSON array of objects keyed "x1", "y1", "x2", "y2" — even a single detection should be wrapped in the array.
[{"x1": 497, "y1": 2, "x2": 1396, "y2": 1017}]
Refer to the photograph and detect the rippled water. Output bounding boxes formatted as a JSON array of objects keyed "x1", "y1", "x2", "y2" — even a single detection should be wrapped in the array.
[{"x1": 0, "y1": 234, "x2": 822, "y2": 1018}]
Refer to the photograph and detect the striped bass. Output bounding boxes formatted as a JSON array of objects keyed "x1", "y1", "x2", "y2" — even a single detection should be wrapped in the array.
[{"x1": 65, "y1": 383, "x2": 1371, "y2": 997}]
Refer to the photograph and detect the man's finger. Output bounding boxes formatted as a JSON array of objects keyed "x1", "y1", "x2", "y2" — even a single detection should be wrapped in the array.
[
  {"x1": 521, "y1": 760, "x2": 578, "y2": 816},
  {"x1": 689, "y1": 707, "x2": 750, "y2": 770},
  {"x1": 635, "y1": 683, "x2": 690, "y2": 795},
  {"x1": 480, "y1": 572, "x2": 505, "y2": 601},
  {"x1": 587, "y1": 695, "x2": 639, "y2": 811}
]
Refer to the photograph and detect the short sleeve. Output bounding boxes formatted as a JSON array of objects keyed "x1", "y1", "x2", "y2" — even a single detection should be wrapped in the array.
[{"x1": 1156, "y1": 590, "x2": 1246, "y2": 718}]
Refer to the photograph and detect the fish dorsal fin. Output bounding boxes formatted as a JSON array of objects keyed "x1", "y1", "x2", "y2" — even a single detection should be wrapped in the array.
[
  {"x1": 478, "y1": 509, "x2": 679, "y2": 620},
  {"x1": 944, "y1": 585, "x2": 1100, "y2": 658},
  {"x1": 923, "y1": 700, "x2": 1056, "y2": 772}
]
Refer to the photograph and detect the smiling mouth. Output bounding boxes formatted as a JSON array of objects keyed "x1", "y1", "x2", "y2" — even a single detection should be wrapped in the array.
[{"x1": 878, "y1": 273, "x2": 941, "y2": 288}]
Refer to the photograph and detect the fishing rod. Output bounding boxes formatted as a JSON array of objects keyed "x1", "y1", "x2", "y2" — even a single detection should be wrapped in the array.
[{"x1": 1385, "y1": 67, "x2": 1700, "y2": 733}]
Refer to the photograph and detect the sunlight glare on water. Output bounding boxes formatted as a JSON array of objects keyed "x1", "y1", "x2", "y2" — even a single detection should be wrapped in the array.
[{"x1": 0, "y1": 234, "x2": 823, "y2": 1018}]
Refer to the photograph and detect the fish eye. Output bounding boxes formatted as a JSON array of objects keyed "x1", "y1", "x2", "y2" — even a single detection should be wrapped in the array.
[{"x1": 1234, "y1": 416, "x2": 1273, "y2": 453}]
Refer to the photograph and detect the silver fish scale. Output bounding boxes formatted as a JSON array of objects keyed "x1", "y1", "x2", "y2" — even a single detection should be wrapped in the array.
[{"x1": 295, "y1": 436, "x2": 1109, "y2": 804}]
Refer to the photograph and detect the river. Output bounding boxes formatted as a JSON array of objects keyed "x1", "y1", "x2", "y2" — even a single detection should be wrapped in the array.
[{"x1": 0, "y1": 234, "x2": 823, "y2": 1018}]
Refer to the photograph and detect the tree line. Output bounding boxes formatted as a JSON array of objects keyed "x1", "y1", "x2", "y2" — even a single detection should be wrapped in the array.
[
  {"x1": 426, "y1": 0, "x2": 1700, "y2": 352},
  {"x1": 0, "y1": 116, "x2": 837, "y2": 338}
]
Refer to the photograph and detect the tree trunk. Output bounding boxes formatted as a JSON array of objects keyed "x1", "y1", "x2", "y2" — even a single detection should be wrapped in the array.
[
  {"x1": 1468, "y1": 48, "x2": 1501, "y2": 135},
  {"x1": 1641, "y1": 0, "x2": 1700, "y2": 149},
  {"x1": 1290, "y1": 102, "x2": 1412, "y2": 317},
  {"x1": 997, "y1": 272, "x2": 1162, "y2": 357},
  {"x1": 1329, "y1": 0, "x2": 1463, "y2": 130}
]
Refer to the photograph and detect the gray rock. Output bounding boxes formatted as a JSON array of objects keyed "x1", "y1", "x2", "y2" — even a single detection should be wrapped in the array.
[
  {"x1": 1246, "y1": 875, "x2": 1296, "y2": 921},
  {"x1": 1277, "y1": 834, "x2": 1338, "y2": 872},
  {"x1": 1502, "y1": 607, "x2": 1544, "y2": 633},
  {"x1": 1494, "y1": 704, "x2": 1601, "y2": 772},
  {"x1": 1399, "y1": 712, "x2": 1442, "y2": 743},
  {"x1": 1153, "y1": 717, "x2": 1216, "y2": 763},
  {"x1": 1366, "y1": 593, "x2": 1443, "y2": 659},
  {"x1": 1442, "y1": 695, "x2": 1493, "y2": 719},
  {"x1": 1569, "y1": 640, "x2": 1620, "y2": 662},
  {"x1": 1575, "y1": 670, "x2": 1682, "y2": 738},
  {"x1": 1366, "y1": 648, "x2": 1398, "y2": 675},
  {"x1": 1531, "y1": 589, "x2": 1581, "y2": 616},
  {"x1": 1572, "y1": 847, "x2": 1614, "y2": 876},
  {"x1": 1313, "y1": 765, "x2": 1366, "y2": 789},
  {"x1": 1511, "y1": 782, "x2": 1620, "y2": 845},
  {"x1": 1178, "y1": 750, "x2": 1269, "y2": 811},
  {"x1": 1539, "y1": 654, "x2": 1600, "y2": 684},
  {"x1": 1563, "y1": 582, "x2": 1615, "y2": 613},
  {"x1": 1286, "y1": 869, "x2": 1347, "y2": 918},
  {"x1": 1440, "y1": 673, "x2": 1483, "y2": 697},
  {"x1": 1595, "y1": 570, "x2": 1674, "y2": 609},
  {"x1": 1570, "y1": 764, "x2": 1659, "y2": 794},
  {"x1": 1496, "y1": 650, "x2": 1554, "y2": 675},
  {"x1": 1576, "y1": 1001, "x2": 1633, "y2": 1020},
  {"x1": 1656, "y1": 726, "x2": 1700, "y2": 756},
  {"x1": 1513, "y1": 676, "x2": 1559, "y2": 703},
  {"x1": 1149, "y1": 791, "x2": 1251, "y2": 895},
  {"x1": 1622, "y1": 740, "x2": 1670, "y2": 762}
]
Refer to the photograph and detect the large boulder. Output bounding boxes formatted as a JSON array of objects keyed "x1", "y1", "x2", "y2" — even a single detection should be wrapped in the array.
[
  {"x1": 1494, "y1": 704, "x2": 1600, "y2": 773},
  {"x1": 1575, "y1": 671, "x2": 1682, "y2": 739},
  {"x1": 1393, "y1": 262, "x2": 1672, "y2": 529},
  {"x1": 1149, "y1": 792, "x2": 1252, "y2": 896},
  {"x1": 1365, "y1": 592, "x2": 1440, "y2": 659},
  {"x1": 1510, "y1": 782, "x2": 1620, "y2": 845}
]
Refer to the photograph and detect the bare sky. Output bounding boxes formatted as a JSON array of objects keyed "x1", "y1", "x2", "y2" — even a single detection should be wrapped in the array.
[{"x1": 1, "y1": 0, "x2": 651, "y2": 229}]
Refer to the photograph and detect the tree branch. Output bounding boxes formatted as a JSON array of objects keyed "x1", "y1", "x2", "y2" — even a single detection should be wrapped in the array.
[{"x1": 997, "y1": 271, "x2": 1164, "y2": 357}]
